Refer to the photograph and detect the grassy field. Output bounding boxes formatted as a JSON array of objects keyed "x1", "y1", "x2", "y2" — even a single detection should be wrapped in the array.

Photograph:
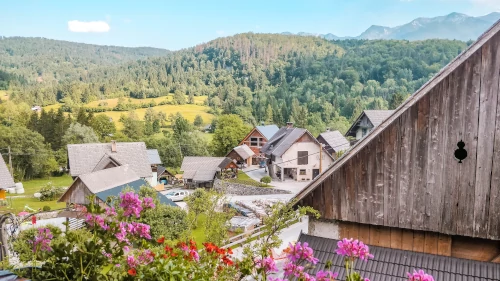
[
  {"x1": 0, "y1": 175, "x2": 73, "y2": 214},
  {"x1": 98, "y1": 103, "x2": 214, "y2": 130}
]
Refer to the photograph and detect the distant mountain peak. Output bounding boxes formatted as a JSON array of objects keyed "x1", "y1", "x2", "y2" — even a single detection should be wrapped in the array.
[{"x1": 285, "y1": 12, "x2": 500, "y2": 42}]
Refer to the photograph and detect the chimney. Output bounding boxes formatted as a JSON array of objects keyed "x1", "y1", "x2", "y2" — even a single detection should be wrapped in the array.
[
  {"x1": 111, "y1": 140, "x2": 117, "y2": 152},
  {"x1": 326, "y1": 128, "x2": 330, "y2": 132},
  {"x1": 286, "y1": 122, "x2": 294, "y2": 129}
]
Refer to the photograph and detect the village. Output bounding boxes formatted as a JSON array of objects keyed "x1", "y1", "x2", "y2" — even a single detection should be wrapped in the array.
[{"x1": 1, "y1": 3, "x2": 500, "y2": 280}]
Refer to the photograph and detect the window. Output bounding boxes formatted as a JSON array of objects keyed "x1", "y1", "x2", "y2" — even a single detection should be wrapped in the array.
[
  {"x1": 299, "y1": 169, "x2": 306, "y2": 175},
  {"x1": 250, "y1": 137, "x2": 258, "y2": 146},
  {"x1": 298, "y1": 151, "x2": 308, "y2": 165},
  {"x1": 362, "y1": 128, "x2": 368, "y2": 137}
]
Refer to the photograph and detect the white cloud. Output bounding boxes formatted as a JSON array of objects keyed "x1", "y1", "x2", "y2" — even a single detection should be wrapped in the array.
[
  {"x1": 216, "y1": 30, "x2": 225, "y2": 35},
  {"x1": 68, "y1": 20, "x2": 110, "y2": 33}
]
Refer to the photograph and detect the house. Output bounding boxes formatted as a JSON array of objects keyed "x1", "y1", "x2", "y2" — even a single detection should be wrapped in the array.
[
  {"x1": 297, "y1": 233, "x2": 500, "y2": 280},
  {"x1": 316, "y1": 129, "x2": 350, "y2": 159},
  {"x1": 59, "y1": 165, "x2": 176, "y2": 207},
  {"x1": 157, "y1": 166, "x2": 176, "y2": 186},
  {"x1": 147, "y1": 149, "x2": 162, "y2": 186},
  {"x1": 0, "y1": 156, "x2": 14, "y2": 199},
  {"x1": 31, "y1": 105, "x2": 42, "y2": 112},
  {"x1": 345, "y1": 110, "x2": 394, "y2": 143},
  {"x1": 226, "y1": 144, "x2": 255, "y2": 167},
  {"x1": 294, "y1": 21, "x2": 500, "y2": 264},
  {"x1": 180, "y1": 157, "x2": 236, "y2": 188},
  {"x1": 67, "y1": 141, "x2": 153, "y2": 184},
  {"x1": 239, "y1": 124, "x2": 279, "y2": 165},
  {"x1": 260, "y1": 122, "x2": 334, "y2": 181}
]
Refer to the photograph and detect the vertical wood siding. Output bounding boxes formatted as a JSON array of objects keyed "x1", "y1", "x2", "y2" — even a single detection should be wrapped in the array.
[{"x1": 299, "y1": 32, "x2": 500, "y2": 240}]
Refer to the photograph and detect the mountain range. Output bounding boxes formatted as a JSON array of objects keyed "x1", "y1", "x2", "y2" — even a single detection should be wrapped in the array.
[{"x1": 286, "y1": 12, "x2": 500, "y2": 41}]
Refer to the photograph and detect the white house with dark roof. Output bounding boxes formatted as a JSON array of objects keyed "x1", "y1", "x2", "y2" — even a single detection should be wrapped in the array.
[
  {"x1": 0, "y1": 156, "x2": 15, "y2": 191},
  {"x1": 260, "y1": 123, "x2": 334, "y2": 182},
  {"x1": 345, "y1": 110, "x2": 394, "y2": 141},
  {"x1": 147, "y1": 149, "x2": 162, "y2": 186},
  {"x1": 67, "y1": 141, "x2": 153, "y2": 185}
]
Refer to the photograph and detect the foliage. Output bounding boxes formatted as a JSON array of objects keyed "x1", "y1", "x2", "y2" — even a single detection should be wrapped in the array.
[
  {"x1": 90, "y1": 114, "x2": 117, "y2": 140},
  {"x1": 185, "y1": 188, "x2": 234, "y2": 244},
  {"x1": 12, "y1": 224, "x2": 64, "y2": 262},
  {"x1": 211, "y1": 114, "x2": 251, "y2": 156},
  {"x1": 171, "y1": 112, "x2": 192, "y2": 138},
  {"x1": 62, "y1": 123, "x2": 100, "y2": 145},
  {"x1": 260, "y1": 176, "x2": 272, "y2": 184},
  {"x1": 120, "y1": 111, "x2": 144, "y2": 140},
  {"x1": 0, "y1": 126, "x2": 58, "y2": 179},
  {"x1": 42, "y1": 206, "x2": 51, "y2": 211},
  {"x1": 38, "y1": 182, "x2": 65, "y2": 201},
  {"x1": 193, "y1": 114, "x2": 203, "y2": 127}
]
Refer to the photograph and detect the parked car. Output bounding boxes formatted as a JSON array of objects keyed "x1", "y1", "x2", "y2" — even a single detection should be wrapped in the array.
[{"x1": 164, "y1": 190, "x2": 190, "y2": 202}]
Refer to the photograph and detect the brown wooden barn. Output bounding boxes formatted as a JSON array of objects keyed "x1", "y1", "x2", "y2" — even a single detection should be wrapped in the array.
[{"x1": 294, "y1": 21, "x2": 500, "y2": 263}]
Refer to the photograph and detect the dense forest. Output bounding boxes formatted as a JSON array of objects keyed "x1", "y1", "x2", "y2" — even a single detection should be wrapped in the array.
[{"x1": 0, "y1": 34, "x2": 469, "y2": 177}]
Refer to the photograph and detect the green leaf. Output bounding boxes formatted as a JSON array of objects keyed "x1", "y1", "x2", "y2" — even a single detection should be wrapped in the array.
[{"x1": 100, "y1": 264, "x2": 113, "y2": 275}]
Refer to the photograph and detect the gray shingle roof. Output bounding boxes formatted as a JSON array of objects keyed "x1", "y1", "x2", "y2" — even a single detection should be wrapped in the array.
[
  {"x1": 180, "y1": 157, "x2": 231, "y2": 182},
  {"x1": 256, "y1": 125, "x2": 280, "y2": 140},
  {"x1": 68, "y1": 142, "x2": 151, "y2": 178},
  {"x1": 232, "y1": 144, "x2": 255, "y2": 160},
  {"x1": 318, "y1": 130, "x2": 350, "y2": 152},
  {"x1": 147, "y1": 149, "x2": 162, "y2": 165},
  {"x1": 0, "y1": 156, "x2": 15, "y2": 190},
  {"x1": 363, "y1": 110, "x2": 395, "y2": 127},
  {"x1": 92, "y1": 154, "x2": 121, "y2": 172},
  {"x1": 260, "y1": 127, "x2": 307, "y2": 157},
  {"x1": 297, "y1": 233, "x2": 500, "y2": 281},
  {"x1": 78, "y1": 165, "x2": 141, "y2": 194}
]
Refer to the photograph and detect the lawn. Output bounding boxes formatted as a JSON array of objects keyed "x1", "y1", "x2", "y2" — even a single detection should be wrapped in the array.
[
  {"x1": 189, "y1": 213, "x2": 207, "y2": 247},
  {"x1": 97, "y1": 103, "x2": 214, "y2": 130},
  {"x1": 0, "y1": 174, "x2": 74, "y2": 214}
]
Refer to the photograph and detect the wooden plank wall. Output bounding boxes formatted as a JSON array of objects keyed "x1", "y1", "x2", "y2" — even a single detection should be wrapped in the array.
[
  {"x1": 338, "y1": 222, "x2": 500, "y2": 263},
  {"x1": 301, "y1": 32, "x2": 500, "y2": 240}
]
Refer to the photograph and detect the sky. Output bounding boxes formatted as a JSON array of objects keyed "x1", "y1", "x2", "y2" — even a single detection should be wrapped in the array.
[{"x1": 0, "y1": 0, "x2": 498, "y2": 50}]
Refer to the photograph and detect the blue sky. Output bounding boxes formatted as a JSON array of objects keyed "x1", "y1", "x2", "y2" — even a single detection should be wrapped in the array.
[{"x1": 0, "y1": 0, "x2": 498, "y2": 50}]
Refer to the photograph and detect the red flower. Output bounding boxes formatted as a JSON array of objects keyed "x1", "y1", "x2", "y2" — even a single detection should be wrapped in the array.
[
  {"x1": 227, "y1": 248, "x2": 233, "y2": 255},
  {"x1": 128, "y1": 268, "x2": 137, "y2": 276},
  {"x1": 204, "y1": 242, "x2": 217, "y2": 253},
  {"x1": 222, "y1": 256, "x2": 234, "y2": 266},
  {"x1": 162, "y1": 254, "x2": 168, "y2": 259},
  {"x1": 216, "y1": 248, "x2": 226, "y2": 256},
  {"x1": 157, "y1": 236, "x2": 165, "y2": 244},
  {"x1": 171, "y1": 252, "x2": 178, "y2": 257},
  {"x1": 189, "y1": 239, "x2": 196, "y2": 248},
  {"x1": 164, "y1": 245, "x2": 173, "y2": 252}
]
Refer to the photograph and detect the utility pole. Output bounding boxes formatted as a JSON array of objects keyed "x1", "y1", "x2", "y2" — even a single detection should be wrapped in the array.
[{"x1": 7, "y1": 146, "x2": 12, "y2": 177}]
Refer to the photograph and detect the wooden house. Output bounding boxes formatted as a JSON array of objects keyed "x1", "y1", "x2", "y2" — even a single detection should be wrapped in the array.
[
  {"x1": 239, "y1": 124, "x2": 279, "y2": 165},
  {"x1": 345, "y1": 110, "x2": 393, "y2": 144},
  {"x1": 180, "y1": 157, "x2": 236, "y2": 188},
  {"x1": 294, "y1": 21, "x2": 500, "y2": 263},
  {"x1": 261, "y1": 123, "x2": 334, "y2": 181},
  {"x1": 226, "y1": 144, "x2": 255, "y2": 167},
  {"x1": 67, "y1": 141, "x2": 152, "y2": 183}
]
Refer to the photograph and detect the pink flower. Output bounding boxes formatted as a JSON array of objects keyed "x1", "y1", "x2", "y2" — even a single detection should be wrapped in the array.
[
  {"x1": 127, "y1": 255, "x2": 139, "y2": 268},
  {"x1": 335, "y1": 238, "x2": 374, "y2": 261},
  {"x1": 31, "y1": 228, "x2": 53, "y2": 252},
  {"x1": 129, "y1": 222, "x2": 151, "y2": 239},
  {"x1": 137, "y1": 250, "x2": 155, "y2": 265},
  {"x1": 316, "y1": 270, "x2": 339, "y2": 281},
  {"x1": 120, "y1": 192, "x2": 143, "y2": 218},
  {"x1": 105, "y1": 207, "x2": 117, "y2": 217},
  {"x1": 255, "y1": 257, "x2": 278, "y2": 273},
  {"x1": 189, "y1": 249, "x2": 200, "y2": 262},
  {"x1": 283, "y1": 262, "x2": 304, "y2": 278},
  {"x1": 268, "y1": 278, "x2": 288, "y2": 281},
  {"x1": 85, "y1": 214, "x2": 109, "y2": 231},
  {"x1": 102, "y1": 250, "x2": 112, "y2": 261},
  {"x1": 285, "y1": 242, "x2": 319, "y2": 264},
  {"x1": 407, "y1": 270, "x2": 434, "y2": 281},
  {"x1": 142, "y1": 197, "x2": 155, "y2": 209}
]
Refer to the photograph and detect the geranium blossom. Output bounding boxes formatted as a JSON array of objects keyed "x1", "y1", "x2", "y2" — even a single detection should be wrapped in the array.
[
  {"x1": 335, "y1": 238, "x2": 374, "y2": 261},
  {"x1": 120, "y1": 192, "x2": 143, "y2": 218},
  {"x1": 407, "y1": 270, "x2": 434, "y2": 281},
  {"x1": 315, "y1": 270, "x2": 339, "y2": 281},
  {"x1": 285, "y1": 242, "x2": 319, "y2": 264},
  {"x1": 142, "y1": 197, "x2": 155, "y2": 209},
  {"x1": 31, "y1": 228, "x2": 53, "y2": 252},
  {"x1": 255, "y1": 257, "x2": 278, "y2": 273}
]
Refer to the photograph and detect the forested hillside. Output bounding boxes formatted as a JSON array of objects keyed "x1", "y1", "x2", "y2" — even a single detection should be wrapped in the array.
[{"x1": 0, "y1": 34, "x2": 467, "y2": 135}]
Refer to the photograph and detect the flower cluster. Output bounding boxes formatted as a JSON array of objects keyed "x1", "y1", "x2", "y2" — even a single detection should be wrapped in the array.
[
  {"x1": 142, "y1": 197, "x2": 155, "y2": 209},
  {"x1": 31, "y1": 228, "x2": 53, "y2": 253},
  {"x1": 407, "y1": 270, "x2": 435, "y2": 281},
  {"x1": 336, "y1": 238, "x2": 374, "y2": 261},
  {"x1": 203, "y1": 242, "x2": 234, "y2": 266},
  {"x1": 120, "y1": 192, "x2": 147, "y2": 218},
  {"x1": 85, "y1": 214, "x2": 109, "y2": 231},
  {"x1": 114, "y1": 221, "x2": 152, "y2": 244},
  {"x1": 255, "y1": 257, "x2": 278, "y2": 274},
  {"x1": 285, "y1": 242, "x2": 319, "y2": 264}
]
